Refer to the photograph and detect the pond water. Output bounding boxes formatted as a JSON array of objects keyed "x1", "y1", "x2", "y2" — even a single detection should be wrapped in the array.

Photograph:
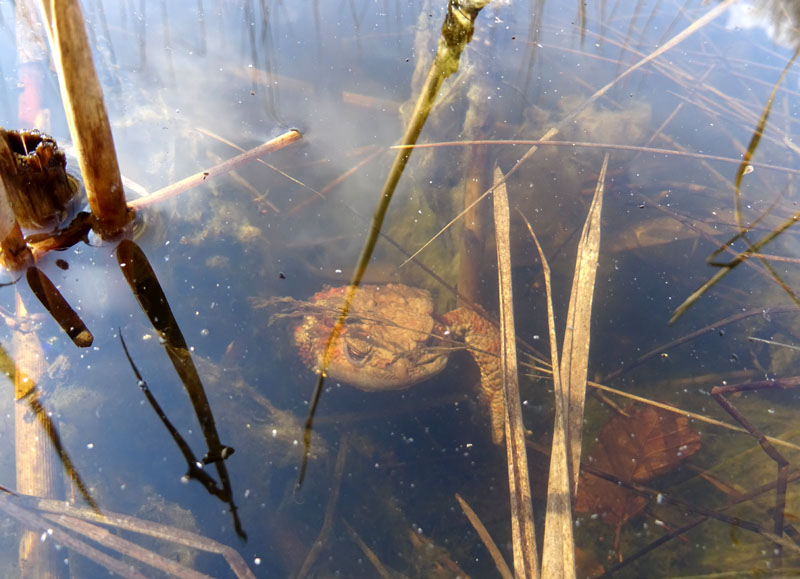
[{"x1": 1, "y1": 0, "x2": 800, "y2": 577}]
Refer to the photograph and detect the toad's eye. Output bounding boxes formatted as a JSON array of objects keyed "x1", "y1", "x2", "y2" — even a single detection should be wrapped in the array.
[{"x1": 344, "y1": 339, "x2": 371, "y2": 366}]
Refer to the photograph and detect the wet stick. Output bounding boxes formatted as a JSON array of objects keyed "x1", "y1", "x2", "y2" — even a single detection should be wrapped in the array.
[{"x1": 128, "y1": 130, "x2": 303, "y2": 209}]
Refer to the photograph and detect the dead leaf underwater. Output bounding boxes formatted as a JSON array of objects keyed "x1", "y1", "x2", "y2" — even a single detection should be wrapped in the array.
[{"x1": 575, "y1": 405, "x2": 701, "y2": 527}]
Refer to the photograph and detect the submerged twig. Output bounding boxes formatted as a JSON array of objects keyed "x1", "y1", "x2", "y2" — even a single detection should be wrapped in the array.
[
  {"x1": 342, "y1": 521, "x2": 394, "y2": 579},
  {"x1": 583, "y1": 377, "x2": 800, "y2": 453},
  {"x1": 712, "y1": 381, "x2": 792, "y2": 564},
  {"x1": 606, "y1": 305, "x2": 799, "y2": 382},
  {"x1": 393, "y1": 138, "x2": 800, "y2": 177},
  {"x1": 670, "y1": 47, "x2": 800, "y2": 324},
  {"x1": 400, "y1": 0, "x2": 736, "y2": 266},
  {"x1": 296, "y1": 434, "x2": 349, "y2": 578},
  {"x1": 669, "y1": 207, "x2": 800, "y2": 324},
  {"x1": 602, "y1": 464, "x2": 800, "y2": 577},
  {"x1": 455, "y1": 493, "x2": 512, "y2": 579}
]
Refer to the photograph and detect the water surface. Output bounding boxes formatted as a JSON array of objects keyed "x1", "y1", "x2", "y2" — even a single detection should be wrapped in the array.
[{"x1": 1, "y1": 1, "x2": 800, "y2": 576}]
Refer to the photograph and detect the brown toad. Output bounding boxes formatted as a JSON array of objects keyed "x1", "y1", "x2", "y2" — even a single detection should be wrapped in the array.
[{"x1": 265, "y1": 284, "x2": 504, "y2": 443}]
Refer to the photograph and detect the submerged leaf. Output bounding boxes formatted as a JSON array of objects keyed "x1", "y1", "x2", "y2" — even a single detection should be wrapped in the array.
[{"x1": 575, "y1": 405, "x2": 700, "y2": 526}]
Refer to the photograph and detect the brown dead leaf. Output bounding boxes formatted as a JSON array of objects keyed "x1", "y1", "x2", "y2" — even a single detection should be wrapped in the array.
[{"x1": 575, "y1": 405, "x2": 700, "y2": 527}]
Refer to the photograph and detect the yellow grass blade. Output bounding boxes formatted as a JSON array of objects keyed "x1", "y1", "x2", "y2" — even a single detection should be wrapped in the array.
[
  {"x1": 521, "y1": 212, "x2": 573, "y2": 578},
  {"x1": 561, "y1": 153, "x2": 607, "y2": 492},
  {"x1": 492, "y1": 167, "x2": 539, "y2": 578}
]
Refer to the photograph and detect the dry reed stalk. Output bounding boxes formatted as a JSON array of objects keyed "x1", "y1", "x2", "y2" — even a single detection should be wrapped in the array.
[
  {"x1": 492, "y1": 167, "x2": 539, "y2": 578},
  {"x1": 17, "y1": 494, "x2": 255, "y2": 577},
  {"x1": 38, "y1": 0, "x2": 130, "y2": 237},
  {"x1": 13, "y1": 292, "x2": 64, "y2": 578}
]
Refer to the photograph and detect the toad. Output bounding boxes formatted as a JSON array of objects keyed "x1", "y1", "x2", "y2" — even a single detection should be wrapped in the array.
[{"x1": 263, "y1": 284, "x2": 504, "y2": 444}]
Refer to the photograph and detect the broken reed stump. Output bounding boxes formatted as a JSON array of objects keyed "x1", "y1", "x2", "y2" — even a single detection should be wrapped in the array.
[
  {"x1": 0, "y1": 128, "x2": 79, "y2": 271},
  {"x1": 1, "y1": 129, "x2": 79, "y2": 230}
]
